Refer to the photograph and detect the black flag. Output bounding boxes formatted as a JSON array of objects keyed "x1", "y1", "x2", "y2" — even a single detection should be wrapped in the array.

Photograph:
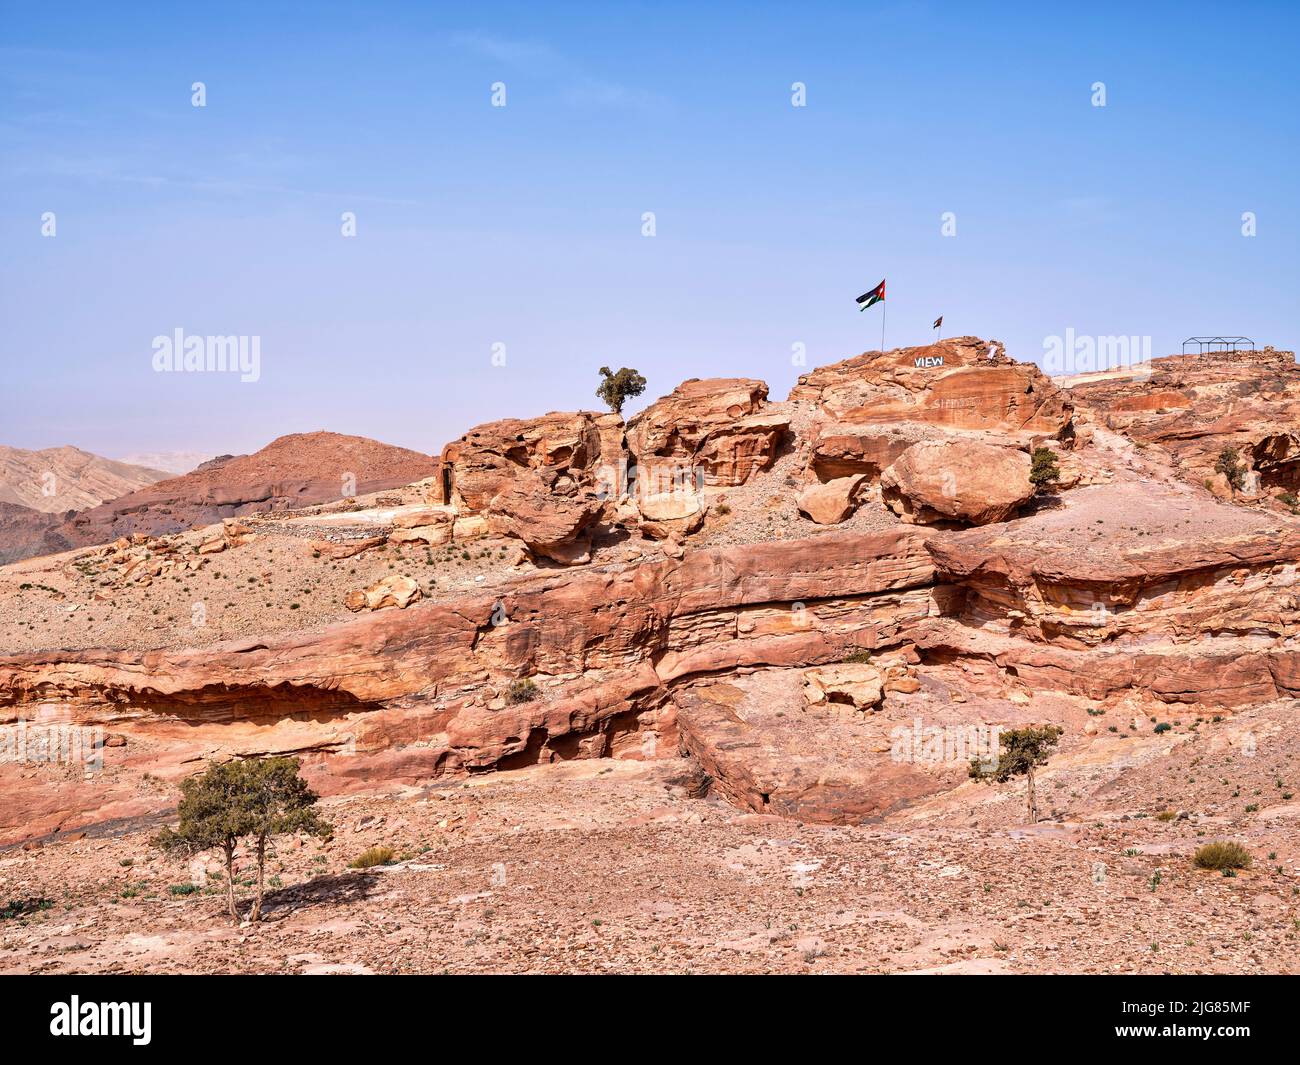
[{"x1": 932, "y1": 316, "x2": 943, "y2": 330}]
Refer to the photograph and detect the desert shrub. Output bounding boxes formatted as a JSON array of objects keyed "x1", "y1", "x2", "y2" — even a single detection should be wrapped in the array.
[
  {"x1": 1, "y1": 896, "x2": 53, "y2": 920},
  {"x1": 840, "y1": 649, "x2": 874, "y2": 665},
  {"x1": 349, "y1": 846, "x2": 396, "y2": 869},
  {"x1": 1029, "y1": 448, "x2": 1061, "y2": 494},
  {"x1": 506, "y1": 678, "x2": 539, "y2": 704},
  {"x1": 1215, "y1": 447, "x2": 1245, "y2": 491},
  {"x1": 1154, "y1": 722, "x2": 1171, "y2": 734},
  {"x1": 1155, "y1": 810, "x2": 1176, "y2": 822},
  {"x1": 1193, "y1": 841, "x2": 1251, "y2": 871}
]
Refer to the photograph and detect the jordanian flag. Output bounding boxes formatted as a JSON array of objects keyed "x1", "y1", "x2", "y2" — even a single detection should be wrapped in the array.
[{"x1": 856, "y1": 279, "x2": 885, "y2": 311}]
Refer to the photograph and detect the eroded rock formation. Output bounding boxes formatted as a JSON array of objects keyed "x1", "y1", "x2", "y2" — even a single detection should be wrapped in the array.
[
  {"x1": 790, "y1": 337, "x2": 1071, "y2": 432},
  {"x1": 789, "y1": 337, "x2": 1072, "y2": 527},
  {"x1": 1065, "y1": 347, "x2": 1300, "y2": 503},
  {"x1": 881, "y1": 441, "x2": 1034, "y2": 526},
  {"x1": 801, "y1": 663, "x2": 884, "y2": 714},
  {"x1": 439, "y1": 411, "x2": 610, "y2": 512},
  {"x1": 439, "y1": 412, "x2": 614, "y2": 563},
  {"x1": 627, "y1": 378, "x2": 789, "y2": 489},
  {"x1": 486, "y1": 468, "x2": 604, "y2": 564},
  {"x1": 4, "y1": 338, "x2": 1300, "y2": 844}
]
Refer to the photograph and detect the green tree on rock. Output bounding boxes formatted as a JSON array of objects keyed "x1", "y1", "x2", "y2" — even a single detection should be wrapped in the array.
[
  {"x1": 152, "y1": 756, "x2": 332, "y2": 924},
  {"x1": 596, "y1": 366, "x2": 647, "y2": 415},
  {"x1": 1216, "y1": 447, "x2": 1246, "y2": 492},
  {"x1": 1029, "y1": 447, "x2": 1061, "y2": 494},
  {"x1": 969, "y1": 724, "x2": 1063, "y2": 823}
]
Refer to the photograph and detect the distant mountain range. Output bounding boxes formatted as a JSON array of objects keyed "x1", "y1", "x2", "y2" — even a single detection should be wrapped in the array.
[
  {"x1": 116, "y1": 451, "x2": 215, "y2": 476},
  {"x1": 0, "y1": 445, "x2": 170, "y2": 513},
  {"x1": 0, "y1": 432, "x2": 439, "y2": 564}
]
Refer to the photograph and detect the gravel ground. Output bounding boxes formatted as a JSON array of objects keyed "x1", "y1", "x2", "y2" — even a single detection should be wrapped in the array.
[
  {"x1": 1, "y1": 719, "x2": 1295, "y2": 975},
  {"x1": 0, "y1": 521, "x2": 524, "y2": 654}
]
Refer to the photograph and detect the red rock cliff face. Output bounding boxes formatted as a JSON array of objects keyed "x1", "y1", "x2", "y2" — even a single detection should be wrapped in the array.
[
  {"x1": 439, "y1": 411, "x2": 612, "y2": 511},
  {"x1": 791, "y1": 337, "x2": 1072, "y2": 433},
  {"x1": 791, "y1": 338, "x2": 1073, "y2": 489},
  {"x1": 0, "y1": 528, "x2": 940, "y2": 841},
  {"x1": 1065, "y1": 348, "x2": 1300, "y2": 497},
  {"x1": 7, "y1": 338, "x2": 1300, "y2": 843},
  {"x1": 626, "y1": 378, "x2": 790, "y2": 489},
  {"x1": 0, "y1": 528, "x2": 936, "y2": 714}
]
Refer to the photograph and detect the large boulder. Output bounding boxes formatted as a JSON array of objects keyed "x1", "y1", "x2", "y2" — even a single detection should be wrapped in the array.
[
  {"x1": 636, "y1": 483, "x2": 706, "y2": 540},
  {"x1": 391, "y1": 507, "x2": 455, "y2": 529},
  {"x1": 345, "y1": 574, "x2": 422, "y2": 612},
  {"x1": 791, "y1": 337, "x2": 1072, "y2": 437},
  {"x1": 796, "y1": 475, "x2": 868, "y2": 525},
  {"x1": 309, "y1": 535, "x2": 386, "y2": 560},
  {"x1": 486, "y1": 468, "x2": 602, "y2": 564},
  {"x1": 627, "y1": 378, "x2": 788, "y2": 489},
  {"x1": 440, "y1": 411, "x2": 608, "y2": 512},
  {"x1": 801, "y1": 663, "x2": 884, "y2": 714},
  {"x1": 880, "y1": 440, "x2": 1033, "y2": 526},
  {"x1": 388, "y1": 506, "x2": 456, "y2": 545},
  {"x1": 806, "y1": 424, "x2": 915, "y2": 481}
]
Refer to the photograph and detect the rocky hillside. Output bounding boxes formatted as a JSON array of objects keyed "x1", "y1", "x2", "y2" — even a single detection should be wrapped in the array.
[
  {"x1": 0, "y1": 502, "x2": 68, "y2": 566},
  {"x1": 0, "y1": 445, "x2": 170, "y2": 512},
  {"x1": 2, "y1": 336, "x2": 1297, "y2": 823},
  {"x1": 1063, "y1": 346, "x2": 1300, "y2": 499},
  {"x1": 0, "y1": 431, "x2": 439, "y2": 562},
  {"x1": 3, "y1": 336, "x2": 1297, "y2": 974}
]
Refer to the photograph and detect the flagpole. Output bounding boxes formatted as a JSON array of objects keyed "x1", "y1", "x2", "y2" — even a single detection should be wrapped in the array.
[{"x1": 881, "y1": 300, "x2": 886, "y2": 352}]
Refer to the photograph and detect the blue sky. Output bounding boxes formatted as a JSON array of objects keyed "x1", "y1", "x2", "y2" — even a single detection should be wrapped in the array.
[{"x1": 2, "y1": 1, "x2": 1297, "y2": 458}]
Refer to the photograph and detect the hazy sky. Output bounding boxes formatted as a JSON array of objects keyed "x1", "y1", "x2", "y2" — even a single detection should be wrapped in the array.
[{"x1": 2, "y1": 1, "x2": 1297, "y2": 459}]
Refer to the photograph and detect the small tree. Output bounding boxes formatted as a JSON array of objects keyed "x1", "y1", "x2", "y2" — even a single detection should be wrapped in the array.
[
  {"x1": 1215, "y1": 446, "x2": 1245, "y2": 491},
  {"x1": 969, "y1": 724, "x2": 1063, "y2": 823},
  {"x1": 1028, "y1": 447, "x2": 1061, "y2": 495},
  {"x1": 152, "y1": 756, "x2": 332, "y2": 924},
  {"x1": 596, "y1": 366, "x2": 647, "y2": 415}
]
